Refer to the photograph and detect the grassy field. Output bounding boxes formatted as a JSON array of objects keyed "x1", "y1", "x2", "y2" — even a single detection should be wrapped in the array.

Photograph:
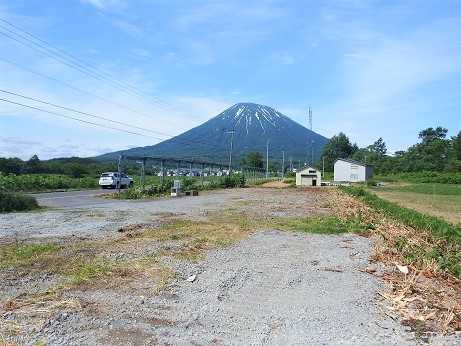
[{"x1": 367, "y1": 183, "x2": 461, "y2": 225}]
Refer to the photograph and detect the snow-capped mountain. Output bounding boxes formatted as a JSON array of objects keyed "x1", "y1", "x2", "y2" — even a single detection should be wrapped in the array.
[{"x1": 95, "y1": 103, "x2": 330, "y2": 165}]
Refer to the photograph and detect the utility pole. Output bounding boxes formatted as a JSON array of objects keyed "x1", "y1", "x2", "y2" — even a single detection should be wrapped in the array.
[
  {"x1": 266, "y1": 140, "x2": 270, "y2": 179},
  {"x1": 308, "y1": 106, "x2": 314, "y2": 164},
  {"x1": 282, "y1": 151, "x2": 285, "y2": 179},
  {"x1": 116, "y1": 153, "x2": 122, "y2": 193},
  {"x1": 226, "y1": 130, "x2": 235, "y2": 175},
  {"x1": 141, "y1": 156, "x2": 146, "y2": 191}
]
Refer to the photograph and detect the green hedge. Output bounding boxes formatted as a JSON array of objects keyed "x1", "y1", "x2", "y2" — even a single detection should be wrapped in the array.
[
  {"x1": 114, "y1": 174, "x2": 246, "y2": 200},
  {"x1": 0, "y1": 173, "x2": 99, "y2": 192},
  {"x1": 387, "y1": 171, "x2": 461, "y2": 184}
]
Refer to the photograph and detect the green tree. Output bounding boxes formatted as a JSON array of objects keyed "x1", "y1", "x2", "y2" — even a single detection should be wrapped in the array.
[
  {"x1": 398, "y1": 127, "x2": 450, "y2": 172},
  {"x1": 268, "y1": 162, "x2": 277, "y2": 174},
  {"x1": 451, "y1": 131, "x2": 461, "y2": 161},
  {"x1": 0, "y1": 157, "x2": 24, "y2": 174},
  {"x1": 241, "y1": 151, "x2": 264, "y2": 168},
  {"x1": 419, "y1": 126, "x2": 448, "y2": 144},
  {"x1": 25, "y1": 154, "x2": 42, "y2": 174},
  {"x1": 320, "y1": 132, "x2": 357, "y2": 172},
  {"x1": 445, "y1": 130, "x2": 461, "y2": 172},
  {"x1": 366, "y1": 137, "x2": 387, "y2": 156}
]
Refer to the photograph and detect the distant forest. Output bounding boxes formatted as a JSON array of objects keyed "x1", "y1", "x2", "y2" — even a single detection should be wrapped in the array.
[
  {"x1": 320, "y1": 126, "x2": 461, "y2": 176},
  {"x1": 1, "y1": 126, "x2": 460, "y2": 178}
]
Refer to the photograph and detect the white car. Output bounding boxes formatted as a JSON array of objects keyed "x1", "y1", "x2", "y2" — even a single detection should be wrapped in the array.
[{"x1": 99, "y1": 172, "x2": 134, "y2": 189}]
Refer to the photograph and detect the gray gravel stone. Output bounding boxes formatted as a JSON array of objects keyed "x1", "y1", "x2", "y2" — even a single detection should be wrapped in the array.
[{"x1": 1, "y1": 188, "x2": 460, "y2": 345}]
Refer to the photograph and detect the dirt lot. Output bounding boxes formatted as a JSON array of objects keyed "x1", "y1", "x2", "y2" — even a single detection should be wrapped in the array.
[{"x1": 1, "y1": 187, "x2": 460, "y2": 345}]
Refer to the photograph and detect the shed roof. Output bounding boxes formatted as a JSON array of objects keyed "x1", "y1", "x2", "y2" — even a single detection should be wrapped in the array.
[{"x1": 334, "y1": 158, "x2": 373, "y2": 168}]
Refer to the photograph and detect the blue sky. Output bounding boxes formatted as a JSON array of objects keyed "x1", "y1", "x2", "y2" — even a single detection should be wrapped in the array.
[{"x1": 1, "y1": 0, "x2": 460, "y2": 161}]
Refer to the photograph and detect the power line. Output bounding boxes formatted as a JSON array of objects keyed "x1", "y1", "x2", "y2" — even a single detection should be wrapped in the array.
[
  {"x1": 0, "y1": 20, "x2": 240, "y2": 156},
  {"x1": 0, "y1": 20, "x2": 195, "y2": 120},
  {"x1": 0, "y1": 20, "x2": 198, "y2": 121},
  {"x1": 0, "y1": 93, "x2": 231, "y2": 154},
  {"x1": 0, "y1": 56, "x2": 183, "y2": 130},
  {"x1": 0, "y1": 89, "x2": 171, "y2": 139},
  {"x1": 0, "y1": 98, "x2": 164, "y2": 139}
]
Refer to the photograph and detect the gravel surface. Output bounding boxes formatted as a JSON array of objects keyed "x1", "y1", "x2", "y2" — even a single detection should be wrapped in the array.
[{"x1": 1, "y1": 188, "x2": 459, "y2": 345}]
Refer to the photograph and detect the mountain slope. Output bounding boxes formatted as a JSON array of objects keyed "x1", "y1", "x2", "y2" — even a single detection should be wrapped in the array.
[{"x1": 95, "y1": 103, "x2": 329, "y2": 166}]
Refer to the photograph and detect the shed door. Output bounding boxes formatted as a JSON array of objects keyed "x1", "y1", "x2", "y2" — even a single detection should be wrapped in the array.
[{"x1": 301, "y1": 175, "x2": 313, "y2": 186}]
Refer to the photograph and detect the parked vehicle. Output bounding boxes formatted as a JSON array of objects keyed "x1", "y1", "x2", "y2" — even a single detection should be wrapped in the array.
[{"x1": 98, "y1": 172, "x2": 134, "y2": 189}]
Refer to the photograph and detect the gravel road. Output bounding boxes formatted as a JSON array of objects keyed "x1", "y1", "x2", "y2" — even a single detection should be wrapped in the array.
[{"x1": 1, "y1": 188, "x2": 459, "y2": 345}]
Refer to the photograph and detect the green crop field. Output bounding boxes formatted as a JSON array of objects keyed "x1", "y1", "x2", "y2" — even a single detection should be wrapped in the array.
[{"x1": 367, "y1": 183, "x2": 461, "y2": 225}]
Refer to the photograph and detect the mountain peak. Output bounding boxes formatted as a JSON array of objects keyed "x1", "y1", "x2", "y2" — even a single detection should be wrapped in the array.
[
  {"x1": 94, "y1": 103, "x2": 330, "y2": 165},
  {"x1": 218, "y1": 103, "x2": 288, "y2": 134}
]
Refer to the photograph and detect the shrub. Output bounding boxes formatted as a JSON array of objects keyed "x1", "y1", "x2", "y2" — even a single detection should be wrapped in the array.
[
  {"x1": 180, "y1": 177, "x2": 197, "y2": 191},
  {"x1": 231, "y1": 173, "x2": 246, "y2": 188},
  {"x1": 366, "y1": 179, "x2": 378, "y2": 187},
  {"x1": 0, "y1": 191, "x2": 39, "y2": 212}
]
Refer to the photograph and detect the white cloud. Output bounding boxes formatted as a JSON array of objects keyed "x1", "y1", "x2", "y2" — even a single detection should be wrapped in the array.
[
  {"x1": 111, "y1": 19, "x2": 142, "y2": 37},
  {"x1": 80, "y1": 0, "x2": 127, "y2": 11},
  {"x1": 271, "y1": 51, "x2": 296, "y2": 65},
  {"x1": 131, "y1": 48, "x2": 150, "y2": 59}
]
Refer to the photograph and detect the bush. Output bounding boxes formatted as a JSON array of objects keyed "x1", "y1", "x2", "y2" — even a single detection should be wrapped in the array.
[
  {"x1": 180, "y1": 177, "x2": 197, "y2": 191},
  {"x1": 366, "y1": 179, "x2": 378, "y2": 187},
  {"x1": 388, "y1": 171, "x2": 461, "y2": 184},
  {"x1": 0, "y1": 173, "x2": 98, "y2": 192},
  {"x1": 231, "y1": 173, "x2": 246, "y2": 188},
  {"x1": 218, "y1": 174, "x2": 246, "y2": 189},
  {"x1": 0, "y1": 191, "x2": 39, "y2": 212}
]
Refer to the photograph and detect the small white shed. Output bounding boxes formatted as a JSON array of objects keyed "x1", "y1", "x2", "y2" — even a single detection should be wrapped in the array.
[
  {"x1": 296, "y1": 165, "x2": 321, "y2": 186},
  {"x1": 334, "y1": 158, "x2": 373, "y2": 182}
]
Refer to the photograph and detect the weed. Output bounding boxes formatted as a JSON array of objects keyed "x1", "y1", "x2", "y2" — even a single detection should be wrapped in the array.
[
  {"x1": 0, "y1": 191, "x2": 39, "y2": 213},
  {"x1": 0, "y1": 242, "x2": 60, "y2": 268},
  {"x1": 340, "y1": 186, "x2": 461, "y2": 278}
]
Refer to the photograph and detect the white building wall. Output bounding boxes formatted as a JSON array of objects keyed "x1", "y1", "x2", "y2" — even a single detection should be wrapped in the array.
[
  {"x1": 334, "y1": 160, "x2": 367, "y2": 182},
  {"x1": 295, "y1": 166, "x2": 321, "y2": 186}
]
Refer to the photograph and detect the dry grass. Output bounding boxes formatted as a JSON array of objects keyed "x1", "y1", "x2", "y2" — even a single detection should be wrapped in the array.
[
  {"x1": 0, "y1": 294, "x2": 81, "y2": 346},
  {"x1": 330, "y1": 189, "x2": 461, "y2": 335}
]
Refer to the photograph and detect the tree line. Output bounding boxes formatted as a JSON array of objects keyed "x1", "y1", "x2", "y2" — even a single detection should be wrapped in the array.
[
  {"x1": 320, "y1": 127, "x2": 461, "y2": 175},
  {"x1": 1, "y1": 126, "x2": 459, "y2": 178},
  {"x1": 0, "y1": 156, "x2": 133, "y2": 178}
]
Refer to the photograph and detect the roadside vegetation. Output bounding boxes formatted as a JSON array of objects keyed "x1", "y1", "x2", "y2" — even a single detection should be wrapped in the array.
[
  {"x1": 328, "y1": 186, "x2": 461, "y2": 335},
  {"x1": 0, "y1": 172, "x2": 99, "y2": 193},
  {"x1": 366, "y1": 182, "x2": 461, "y2": 225},
  {"x1": 0, "y1": 190, "x2": 39, "y2": 213},
  {"x1": 340, "y1": 186, "x2": 461, "y2": 277},
  {"x1": 109, "y1": 174, "x2": 247, "y2": 200}
]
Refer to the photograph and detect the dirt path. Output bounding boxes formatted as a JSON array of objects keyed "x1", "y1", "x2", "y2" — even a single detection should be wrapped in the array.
[{"x1": 56, "y1": 231, "x2": 415, "y2": 345}]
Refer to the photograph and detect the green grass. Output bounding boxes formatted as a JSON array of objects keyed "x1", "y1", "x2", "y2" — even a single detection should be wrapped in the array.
[
  {"x1": 380, "y1": 183, "x2": 461, "y2": 196},
  {"x1": 274, "y1": 215, "x2": 373, "y2": 235},
  {"x1": 1, "y1": 242, "x2": 60, "y2": 267},
  {"x1": 367, "y1": 183, "x2": 461, "y2": 223},
  {"x1": 340, "y1": 186, "x2": 461, "y2": 278}
]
